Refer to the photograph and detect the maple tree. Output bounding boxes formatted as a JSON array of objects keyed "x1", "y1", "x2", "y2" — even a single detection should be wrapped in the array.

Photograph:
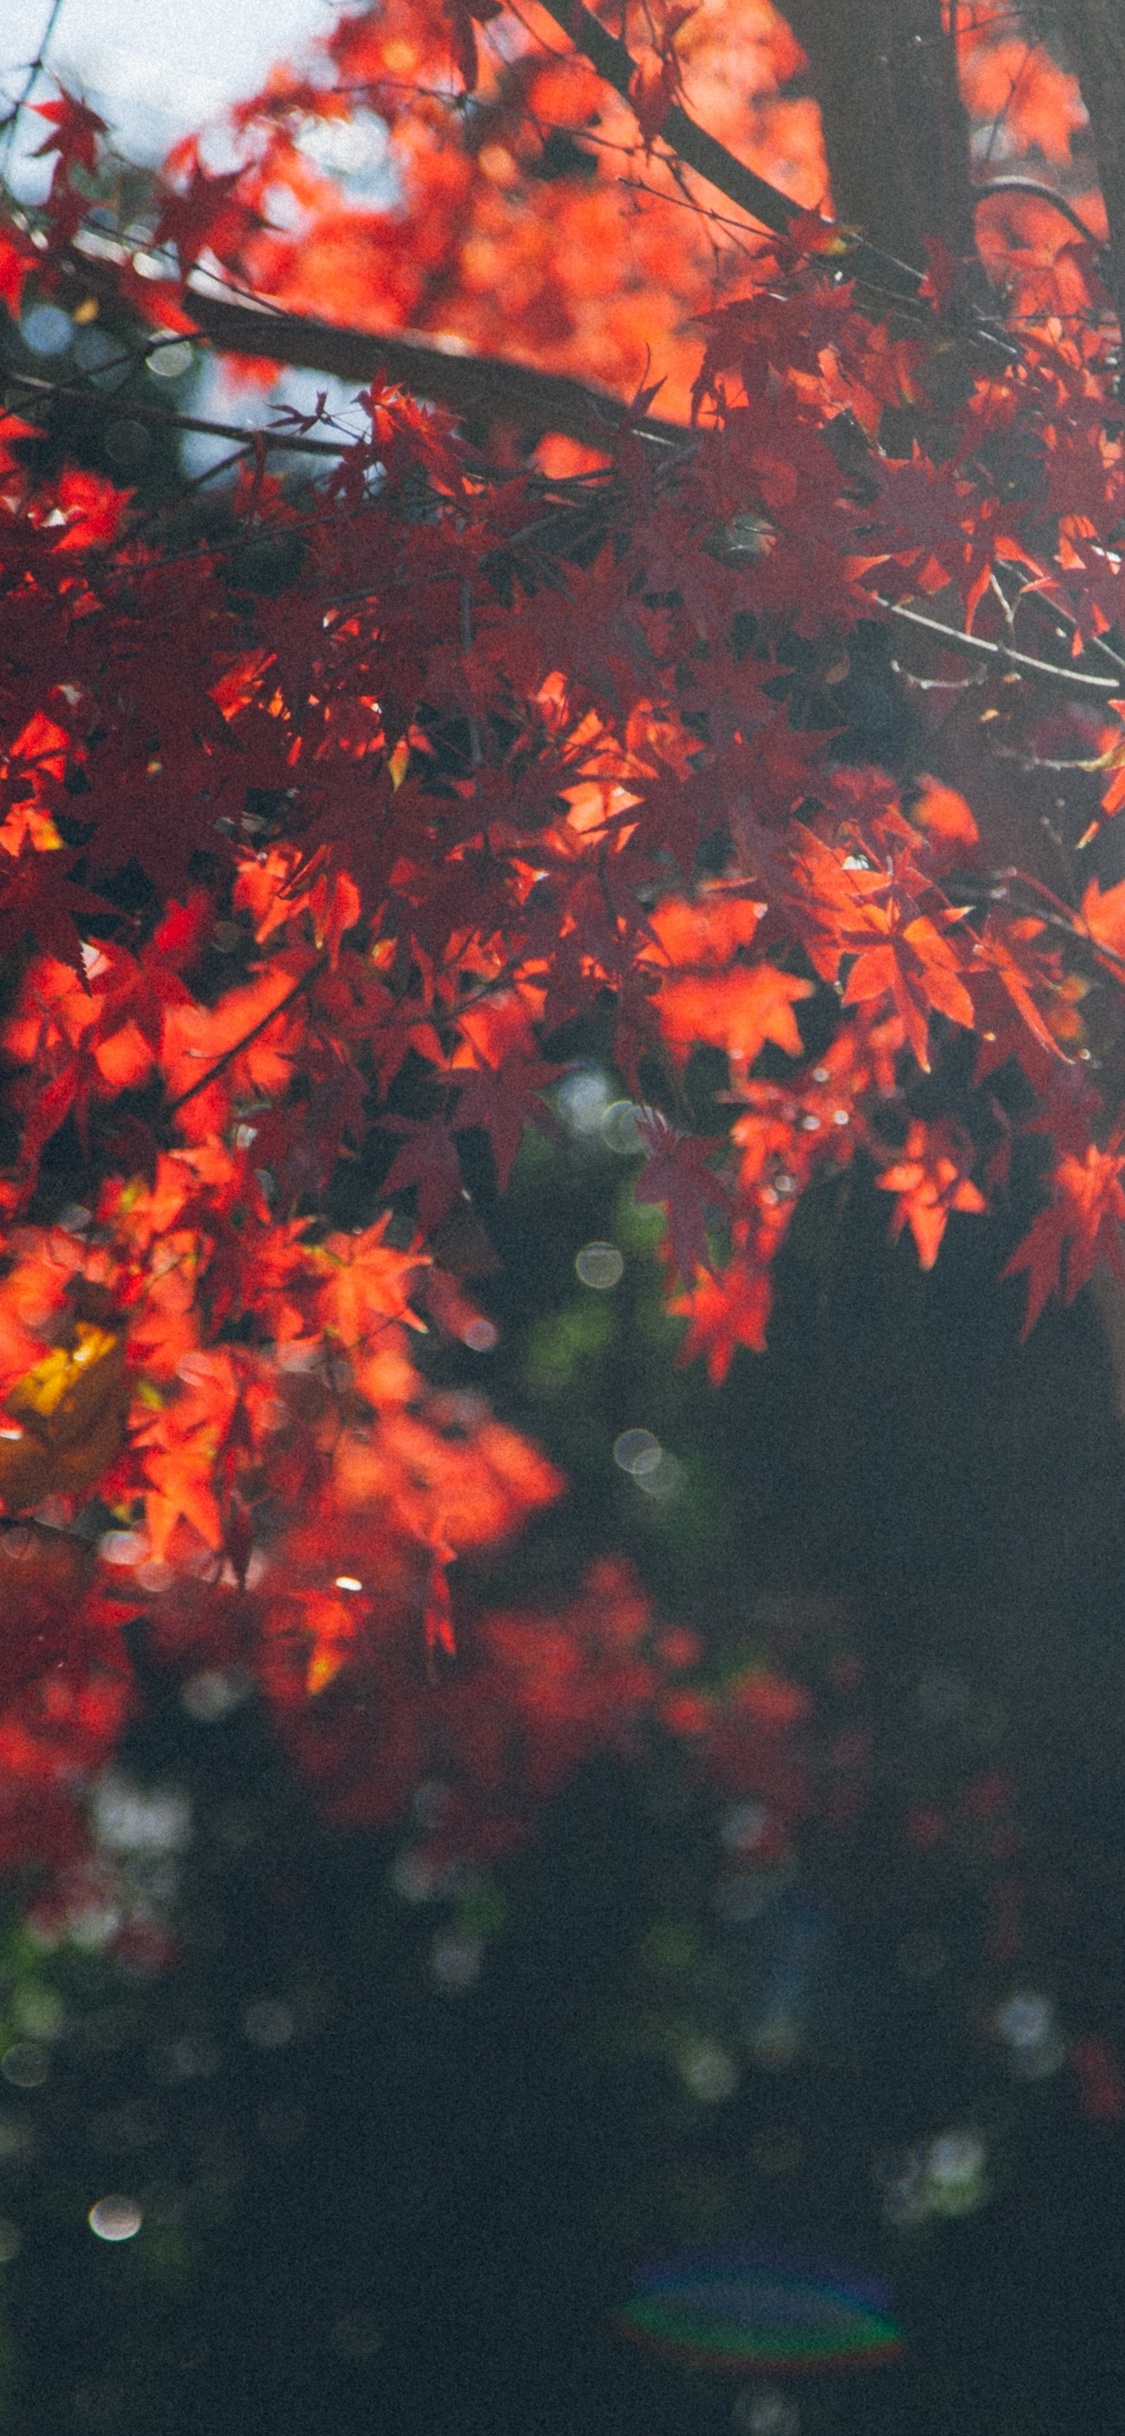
[
  {"x1": 0, "y1": 0, "x2": 1124, "y2": 1995},
  {"x1": 3, "y1": 17, "x2": 1125, "y2": 2434}
]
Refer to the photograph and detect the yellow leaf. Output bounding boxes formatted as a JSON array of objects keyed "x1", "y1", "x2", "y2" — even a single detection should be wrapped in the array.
[{"x1": 0, "y1": 1323, "x2": 126, "y2": 1512}]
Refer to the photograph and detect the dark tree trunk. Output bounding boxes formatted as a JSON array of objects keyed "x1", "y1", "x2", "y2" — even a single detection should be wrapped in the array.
[
  {"x1": 782, "y1": 0, "x2": 977, "y2": 276},
  {"x1": 1052, "y1": 0, "x2": 1125, "y2": 339}
]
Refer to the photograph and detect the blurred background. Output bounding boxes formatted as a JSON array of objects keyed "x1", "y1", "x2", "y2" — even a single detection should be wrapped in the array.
[{"x1": 0, "y1": 1092, "x2": 1118, "y2": 2435}]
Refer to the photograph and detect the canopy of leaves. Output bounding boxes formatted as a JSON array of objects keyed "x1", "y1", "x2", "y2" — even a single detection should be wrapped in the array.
[{"x1": 0, "y1": 0, "x2": 1123, "y2": 1943}]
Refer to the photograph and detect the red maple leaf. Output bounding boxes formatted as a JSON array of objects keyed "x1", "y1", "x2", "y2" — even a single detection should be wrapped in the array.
[
  {"x1": 452, "y1": 1051, "x2": 564, "y2": 1191},
  {"x1": 47, "y1": 468, "x2": 133, "y2": 551},
  {"x1": 32, "y1": 90, "x2": 107, "y2": 177},
  {"x1": 153, "y1": 151, "x2": 257, "y2": 274},
  {"x1": 1081, "y1": 874, "x2": 1125, "y2": 969},
  {"x1": 0, "y1": 846, "x2": 112, "y2": 973},
  {"x1": 313, "y1": 1216, "x2": 427, "y2": 1352},
  {"x1": 382, "y1": 1118, "x2": 465, "y2": 1233},
  {"x1": 657, "y1": 963, "x2": 814, "y2": 1072},
  {"x1": 670, "y1": 1256, "x2": 772, "y2": 1382},
  {"x1": 788, "y1": 830, "x2": 973, "y2": 1073},
  {"x1": 0, "y1": 409, "x2": 40, "y2": 479},
  {"x1": 443, "y1": 0, "x2": 503, "y2": 92},
  {"x1": 627, "y1": 3, "x2": 696, "y2": 144},
  {"x1": 0, "y1": 226, "x2": 36, "y2": 318},
  {"x1": 633, "y1": 1110, "x2": 729, "y2": 1283}
]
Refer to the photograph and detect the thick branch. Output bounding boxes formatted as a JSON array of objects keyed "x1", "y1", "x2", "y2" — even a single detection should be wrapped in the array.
[
  {"x1": 58, "y1": 241, "x2": 689, "y2": 448},
  {"x1": 183, "y1": 288, "x2": 689, "y2": 447}
]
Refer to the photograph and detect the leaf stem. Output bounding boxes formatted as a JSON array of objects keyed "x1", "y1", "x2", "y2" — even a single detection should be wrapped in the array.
[{"x1": 165, "y1": 955, "x2": 328, "y2": 1118}]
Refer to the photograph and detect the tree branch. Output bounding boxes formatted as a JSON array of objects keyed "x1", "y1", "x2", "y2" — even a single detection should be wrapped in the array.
[
  {"x1": 2, "y1": 367, "x2": 353, "y2": 458},
  {"x1": 973, "y1": 177, "x2": 1106, "y2": 252},
  {"x1": 182, "y1": 288, "x2": 690, "y2": 447},
  {"x1": 875, "y1": 593, "x2": 1124, "y2": 694}
]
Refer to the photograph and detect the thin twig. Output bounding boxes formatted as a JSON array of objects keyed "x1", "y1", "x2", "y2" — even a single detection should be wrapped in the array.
[
  {"x1": 0, "y1": 0, "x2": 65, "y2": 174},
  {"x1": 1016, "y1": 581, "x2": 1125, "y2": 678},
  {"x1": 2, "y1": 369, "x2": 358, "y2": 458}
]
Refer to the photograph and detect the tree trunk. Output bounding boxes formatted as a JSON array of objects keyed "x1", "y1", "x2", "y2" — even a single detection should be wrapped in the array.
[
  {"x1": 781, "y1": 0, "x2": 977, "y2": 276},
  {"x1": 1052, "y1": 0, "x2": 1125, "y2": 338}
]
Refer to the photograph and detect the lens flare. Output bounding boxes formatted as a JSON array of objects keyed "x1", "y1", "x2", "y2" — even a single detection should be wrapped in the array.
[{"x1": 614, "y1": 2247, "x2": 902, "y2": 2374}]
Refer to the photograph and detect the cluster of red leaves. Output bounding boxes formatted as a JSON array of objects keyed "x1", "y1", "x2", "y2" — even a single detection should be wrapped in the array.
[
  {"x1": 259, "y1": 1558, "x2": 814, "y2": 1869},
  {"x1": 0, "y1": 3, "x2": 1124, "y2": 1914}
]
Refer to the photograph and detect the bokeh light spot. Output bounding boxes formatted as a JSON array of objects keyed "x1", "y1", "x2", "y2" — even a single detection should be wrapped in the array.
[
  {"x1": 103, "y1": 420, "x2": 150, "y2": 467},
  {"x1": 92, "y1": 1776, "x2": 191, "y2": 1854},
  {"x1": 462, "y1": 1317, "x2": 499, "y2": 1351},
  {"x1": 88, "y1": 2196, "x2": 142, "y2": 2242},
  {"x1": 13, "y1": 1985, "x2": 63, "y2": 2041},
  {"x1": 181, "y1": 1669, "x2": 250, "y2": 1723},
  {"x1": 635, "y1": 1450, "x2": 684, "y2": 1499},
  {"x1": 576, "y1": 1242, "x2": 625, "y2": 1289},
  {"x1": 21, "y1": 304, "x2": 72, "y2": 356},
  {"x1": 602, "y1": 1100, "x2": 647, "y2": 1154},
  {"x1": 148, "y1": 340, "x2": 194, "y2": 379},
  {"x1": 1, "y1": 2044, "x2": 47, "y2": 2090},
  {"x1": 243, "y1": 2000, "x2": 295, "y2": 2048},
  {"x1": 557, "y1": 1069, "x2": 613, "y2": 1137},
  {"x1": 996, "y1": 1992, "x2": 1053, "y2": 2049},
  {"x1": 614, "y1": 1428, "x2": 662, "y2": 1476},
  {"x1": 723, "y1": 1802, "x2": 768, "y2": 1854},
  {"x1": 880, "y1": 2127, "x2": 988, "y2": 2224},
  {"x1": 733, "y1": 2389, "x2": 800, "y2": 2436},
  {"x1": 679, "y1": 2038, "x2": 739, "y2": 2102},
  {"x1": 430, "y1": 1929, "x2": 484, "y2": 1992},
  {"x1": 995, "y1": 1992, "x2": 1064, "y2": 2077}
]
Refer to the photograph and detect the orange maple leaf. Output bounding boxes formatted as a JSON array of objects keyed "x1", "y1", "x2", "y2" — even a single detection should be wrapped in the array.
[
  {"x1": 657, "y1": 963, "x2": 814, "y2": 1070},
  {"x1": 877, "y1": 1121, "x2": 987, "y2": 1270},
  {"x1": 1081, "y1": 875, "x2": 1125, "y2": 967},
  {"x1": 1002, "y1": 1144, "x2": 1125, "y2": 1336},
  {"x1": 313, "y1": 1217, "x2": 427, "y2": 1359}
]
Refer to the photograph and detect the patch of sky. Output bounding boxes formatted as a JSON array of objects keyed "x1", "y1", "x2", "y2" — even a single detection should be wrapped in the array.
[{"x1": 2, "y1": 0, "x2": 349, "y2": 193}]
